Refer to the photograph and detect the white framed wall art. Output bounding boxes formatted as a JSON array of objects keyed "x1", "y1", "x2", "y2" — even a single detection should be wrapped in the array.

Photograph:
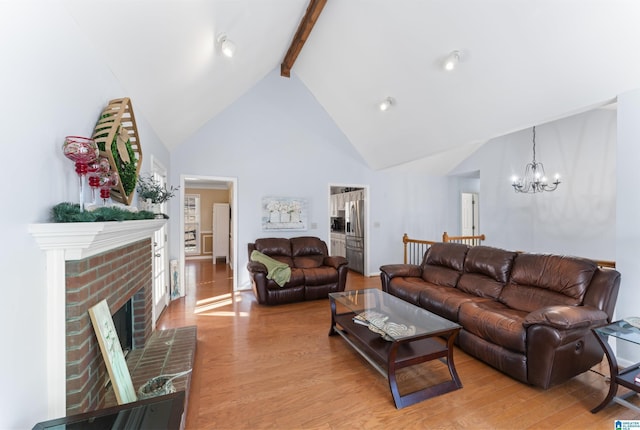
[{"x1": 261, "y1": 196, "x2": 307, "y2": 231}]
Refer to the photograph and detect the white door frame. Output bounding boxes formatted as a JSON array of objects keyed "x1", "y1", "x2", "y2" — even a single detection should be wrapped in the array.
[
  {"x1": 151, "y1": 156, "x2": 169, "y2": 328},
  {"x1": 179, "y1": 174, "x2": 238, "y2": 294}
]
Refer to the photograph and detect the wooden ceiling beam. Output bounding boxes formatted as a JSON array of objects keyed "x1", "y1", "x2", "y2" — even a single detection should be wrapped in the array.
[{"x1": 281, "y1": 0, "x2": 327, "y2": 78}]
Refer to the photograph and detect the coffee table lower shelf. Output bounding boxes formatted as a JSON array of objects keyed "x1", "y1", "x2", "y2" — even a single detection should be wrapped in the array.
[{"x1": 330, "y1": 312, "x2": 462, "y2": 409}]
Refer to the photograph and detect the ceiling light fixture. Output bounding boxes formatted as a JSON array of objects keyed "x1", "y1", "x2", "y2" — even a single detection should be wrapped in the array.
[
  {"x1": 217, "y1": 33, "x2": 236, "y2": 58},
  {"x1": 511, "y1": 126, "x2": 561, "y2": 193},
  {"x1": 379, "y1": 97, "x2": 394, "y2": 111},
  {"x1": 443, "y1": 50, "x2": 461, "y2": 71}
]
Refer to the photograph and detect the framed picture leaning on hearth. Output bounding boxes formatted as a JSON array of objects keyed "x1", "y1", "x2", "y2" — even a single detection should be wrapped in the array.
[{"x1": 262, "y1": 196, "x2": 307, "y2": 231}]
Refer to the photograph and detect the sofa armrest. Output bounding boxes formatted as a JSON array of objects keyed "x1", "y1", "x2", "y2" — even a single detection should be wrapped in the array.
[
  {"x1": 380, "y1": 264, "x2": 422, "y2": 293},
  {"x1": 323, "y1": 256, "x2": 348, "y2": 269},
  {"x1": 523, "y1": 305, "x2": 609, "y2": 330},
  {"x1": 379, "y1": 264, "x2": 422, "y2": 279},
  {"x1": 247, "y1": 261, "x2": 267, "y2": 274}
]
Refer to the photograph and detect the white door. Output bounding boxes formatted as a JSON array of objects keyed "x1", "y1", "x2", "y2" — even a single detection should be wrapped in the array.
[
  {"x1": 151, "y1": 160, "x2": 169, "y2": 326},
  {"x1": 461, "y1": 193, "x2": 479, "y2": 236},
  {"x1": 213, "y1": 203, "x2": 230, "y2": 264}
]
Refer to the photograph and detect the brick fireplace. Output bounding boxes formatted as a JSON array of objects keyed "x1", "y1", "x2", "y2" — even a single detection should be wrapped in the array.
[
  {"x1": 29, "y1": 219, "x2": 165, "y2": 419},
  {"x1": 65, "y1": 239, "x2": 153, "y2": 415}
]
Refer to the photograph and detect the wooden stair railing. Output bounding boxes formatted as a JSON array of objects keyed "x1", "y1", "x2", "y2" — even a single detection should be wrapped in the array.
[
  {"x1": 402, "y1": 234, "x2": 437, "y2": 265},
  {"x1": 403, "y1": 233, "x2": 615, "y2": 269},
  {"x1": 442, "y1": 232, "x2": 486, "y2": 246},
  {"x1": 594, "y1": 259, "x2": 616, "y2": 269},
  {"x1": 403, "y1": 232, "x2": 486, "y2": 264}
]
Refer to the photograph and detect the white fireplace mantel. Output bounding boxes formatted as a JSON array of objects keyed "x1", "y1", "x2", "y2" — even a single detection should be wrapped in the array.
[
  {"x1": 28, "y1": 219, "x2": 165, "y2": 418},
  {"x1": 29, "y1": 219, "x2": 166, "y2": 261}
]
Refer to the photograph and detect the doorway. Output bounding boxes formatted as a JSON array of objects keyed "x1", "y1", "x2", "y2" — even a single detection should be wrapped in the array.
[
  {"x1": 461, "y1": 192, "x2": 479, "y2": 236},
  {"x1": 179, "y1": 175, "x2": 238, "y2": 297},
  {"x1": 328, "y1": 184, "x2": 369, "y2": 275}
]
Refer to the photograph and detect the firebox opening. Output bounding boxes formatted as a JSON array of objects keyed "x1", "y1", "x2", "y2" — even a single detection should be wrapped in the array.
[{"x1": 112, "y1": 300, "x2": 133, "y2": 356}]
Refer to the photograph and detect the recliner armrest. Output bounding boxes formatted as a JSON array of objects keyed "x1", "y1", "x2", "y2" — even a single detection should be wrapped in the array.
[
  {"x1": 523, "y1": 305, "x2": 609, "y2": 330},
  {"x1": 323, "y1": 256, "x2": 348, "y2": 269},
  {"x1": 247, "y1": 261, "x2": 267, "y2": 274},
  {"x1": 379, "y1": 264, "x2": 422, "y2": 279}
]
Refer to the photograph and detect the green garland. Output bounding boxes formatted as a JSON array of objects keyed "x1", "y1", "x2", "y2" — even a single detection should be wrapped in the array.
[{"x1": 51, "y1": 202, "x2": 154, "y2": 223}]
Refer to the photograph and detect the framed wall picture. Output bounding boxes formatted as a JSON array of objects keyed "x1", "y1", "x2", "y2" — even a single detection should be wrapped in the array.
[{"x1": 262, "y1": 196, "x2": 307, "y2": 231}]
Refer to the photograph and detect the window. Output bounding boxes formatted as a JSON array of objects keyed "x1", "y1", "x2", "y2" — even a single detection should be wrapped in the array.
[{"x1": 184, "y1": 194, "x2": 201, "y2": 254}]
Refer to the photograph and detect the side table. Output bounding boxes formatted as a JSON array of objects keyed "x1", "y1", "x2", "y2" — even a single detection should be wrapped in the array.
[{"x1": 591, "y1": 320, "x2": 640, "y2": 413}]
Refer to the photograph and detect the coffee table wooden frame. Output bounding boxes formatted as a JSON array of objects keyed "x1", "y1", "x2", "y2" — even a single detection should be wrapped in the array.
[{"x1": 329, "y1": 290, "x2": 462, "y2": 409}]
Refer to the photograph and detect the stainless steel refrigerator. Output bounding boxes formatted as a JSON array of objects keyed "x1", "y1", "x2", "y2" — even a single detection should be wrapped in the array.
[{"x1": 345, "y1": 199, "x2": 364, "y2": 274}]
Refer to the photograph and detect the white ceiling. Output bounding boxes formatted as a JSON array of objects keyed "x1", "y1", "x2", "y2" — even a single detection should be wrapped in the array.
[{"x1": 65, "y1": 0, "x2": 640, "y2": 173}]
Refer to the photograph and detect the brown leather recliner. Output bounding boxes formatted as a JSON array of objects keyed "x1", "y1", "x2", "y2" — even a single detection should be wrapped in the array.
[
  {"x1": 380, "y1": 243, "x2": 621, "y2": 389},
  {"x1": 247, "y1": 236, "x2": 349, "y2": 305}
]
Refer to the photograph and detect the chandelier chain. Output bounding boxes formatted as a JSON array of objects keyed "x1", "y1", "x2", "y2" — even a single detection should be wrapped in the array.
[{"x1": 532, "y1": 126, "x2": 536, "y2": 163}]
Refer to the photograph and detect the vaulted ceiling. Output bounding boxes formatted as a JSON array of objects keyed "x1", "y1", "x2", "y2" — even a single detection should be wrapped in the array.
[{"x1": 65, "y1": 0, "x2": 640, "y2": 173}]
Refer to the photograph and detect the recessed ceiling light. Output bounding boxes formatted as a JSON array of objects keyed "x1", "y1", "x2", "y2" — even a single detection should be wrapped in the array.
[
  {"x1": 443, "y1": 50, "x2": 461, "y2": 71},
  {"x1": 217, "y1": 33, "x2": 236, "y2": 58},
  {"x1": 379, "y1": 97, "x2": 395, "y2": 111}
]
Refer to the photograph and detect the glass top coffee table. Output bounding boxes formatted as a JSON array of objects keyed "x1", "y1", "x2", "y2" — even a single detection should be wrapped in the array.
[
  {"x1": 591, "y1": 319, "x2": 640, "y2": 414},
  {"x1": 329, "y1": 288, "x2": 462, "y2": 409}
]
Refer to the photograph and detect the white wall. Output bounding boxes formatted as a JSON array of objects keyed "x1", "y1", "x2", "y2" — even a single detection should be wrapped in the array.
[
  {"x1": 168, "y1": 69, "x2": 450, "y2": 286},
  {"x1": 451, "y1": 108, "x2": 617, "y2": 260},
  {"x1": 0, "y1": 2, "x2": 169, "y2": 427}
]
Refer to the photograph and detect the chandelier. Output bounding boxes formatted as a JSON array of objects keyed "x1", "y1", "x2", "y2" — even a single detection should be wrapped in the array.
[{"x1": 511, "y1": 126, "x2": 561, "y2": 193}]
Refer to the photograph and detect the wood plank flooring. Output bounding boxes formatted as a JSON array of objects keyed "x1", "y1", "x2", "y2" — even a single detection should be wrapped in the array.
[{"x1": 157, "y1": 260, "x2": 640, "y2": 429}]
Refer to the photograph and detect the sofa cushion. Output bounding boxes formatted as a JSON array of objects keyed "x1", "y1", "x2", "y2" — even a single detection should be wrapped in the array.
[
  {"x1": 254, "y1": 237, "x2": 292, "y2": 255},
  {"x1": 254, "y1": 238, "x2": 292, "y2": 260},
  {"x1": 420, "y1": 243, "x2": 469, "y2": 287},
  {"x1": 457, "y1": 246, "x2": 518, "y2": 299},
  {"x1": 291, "y1": 237, "x2": 328, "y2": 268},
  {"x1": 499, "y1": 254, "x2": 597, "y2": 312},
  {"x1": 292, "y1": 255, "x2": 324, "y2": 268},
  {"x1": 291, "y1": 236, "x2": 328, "y2": 257},
  {"x1": 265, "y1": 267, "x2": 305, "y2": 289},
  {"x1": 458, "y1": 300, "x2": 528, "y2": 353},
  {"x1": 386, "y1": 277, "x2": 429, "y2": 306},
  {"x1": 301, "y1": 266, "x2": 338, "y2": 286},
  {"x1": 419, "y1": 284, "x2": 489, "y2": 322}
]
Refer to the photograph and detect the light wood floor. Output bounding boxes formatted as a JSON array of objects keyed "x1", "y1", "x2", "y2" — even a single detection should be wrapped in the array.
[{"x1": 157, "y1": 260, "x2": 640, "y2": 429}]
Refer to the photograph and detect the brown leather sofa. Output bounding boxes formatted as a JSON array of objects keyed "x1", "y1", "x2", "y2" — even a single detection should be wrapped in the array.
[
  {"x1": 247, "y1": 236, "x2": 349, "y2": 305},
  {"x1": 380, "y1": 243, "x2": 621, "y2": 389}
]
